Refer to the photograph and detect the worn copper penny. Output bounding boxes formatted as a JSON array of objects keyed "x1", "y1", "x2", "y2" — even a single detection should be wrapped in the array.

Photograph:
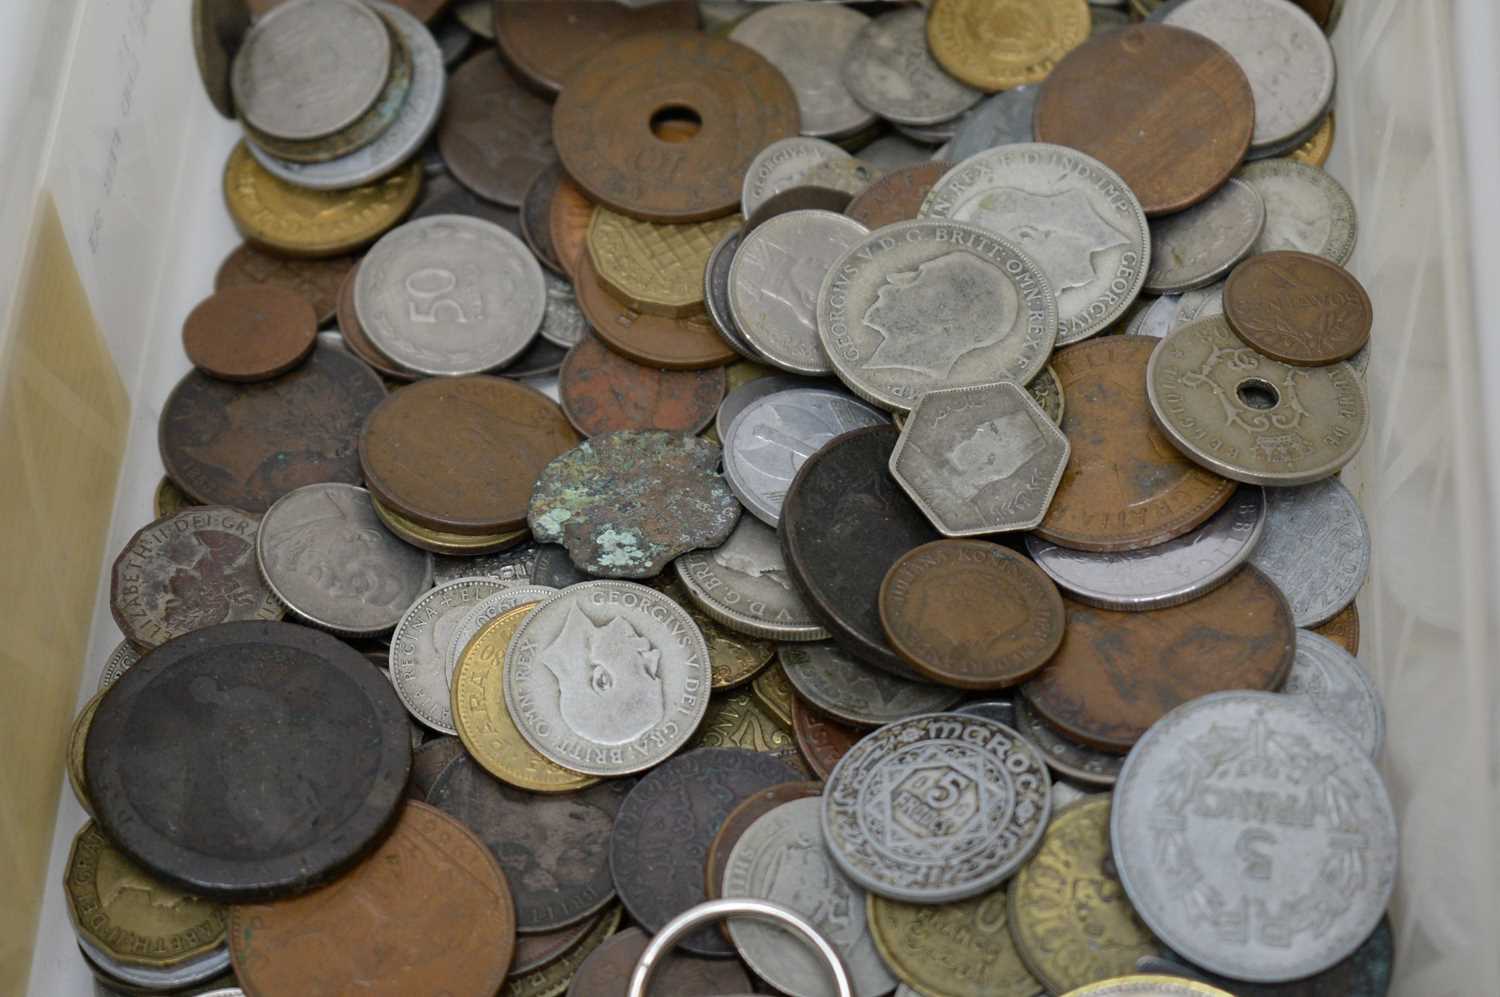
[
  {"x1": 574, "y1": 252, "x2": 737, "y2": 369},
  {"x1": 494, "y1": 0, "x2": 701, "y2": 97},
  {"x1": 1021, "y1": 566, "x2": 1296, "y2": 752},
  {"x1": 335, "y1": 262, "x2": 416, "y2": 381},
  {"x1": 879, "y1": 540, "x2": 1066, "y2": 690},
  {"x1": 182, "y1": 284, "x2": 317, "y2": 382},
  {"x1": 1223, "y1": 251, "x2": 1374, "y2": 365},
  {"x1": 1313, "y1": 601, "x2": 1361, "y2": 656},
  {"x1": 360, "y1": 376, "x2": 579, "y2": 535},
  {"x1": 438, "y1": 51, "x2": 555, "y2": 207},
  {"x1": 549, "y1": 171, "x2": 595, "y2": 280},
  {"x1": 521, "y1": 162, "x2": 565, "y2": 275},
  {"x1": 792, "y1": 695, "x2": 863, "y2": 780},
  {"x1": 566, "y1": 926, "x2": 752, "y2": 997},
  {"x1": 215, "y1": 241, "x2": 355, "y2": 326},
  {"x1": 1036, "y1": 337, "x2": 1236, "y2": 552},
  {"x1": 845, "y1": 161, "x2": 953, "y2": 230},
  {"x1": 704, "y1": 781, "x2": 823, "y2": 901},
  {"x1": 552, "y1": 31, "x2": 800, "y2": 222},
  {"x1": 159, "y1": 344, "x2": 387, "y2": 513},
  {"x1": 559, "y1": 333, "x2": 727, "y2": 437},
  {"x1": 1034, "y1": 25, "x2": 1255, "y2": 216},
  {"x1": 229, "y1": 802, "x2": 515, "y2": 996}
]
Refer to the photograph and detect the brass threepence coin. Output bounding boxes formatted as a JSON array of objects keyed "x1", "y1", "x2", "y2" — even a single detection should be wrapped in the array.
[
  {"x1": 549, "y1": 172, "x2": 595, "y2": 280},
  {"x1": 791, "y1": 695, "x2": 862, "y2": 780},
  {"x1": 566, "y1": 926, "x2": 752, "y2": 997},
  {"x1": 1292, "y1": 113, "x2": 1336, "y2": 167},
  {"x1": 654, "y1": 575, "x2": 775, "y2": 689},
  {"x1": 182, "y1": 285, "x2": 317, "y2": 382},
  {"x1": 927, "y1": 0, "x2": 1089, "y2": 92},
  {"x1": 558, "y1": 333, "x2": 727, "y2": 438},
  {"x1": 575, "y1": 252, "x2": 738, "y2": 369},
  {"x1": 844, "y1": 161, "x2": 953, "y2": 230},
  {"x1": 494, "y1": 0, "x2": 700, "y2": 97},
  {"x1": 1223, "y1": 250, "x2": 1373, "y2": 365},
  {"x1": 704, "y1": 781, "x2": 823, "y2": 901},
  {"x1": 215, "y1": 241, "x2": 354, "y2": 326},
  {"x1": 586, "y1": 206, "x2": 741, "y2": 317},
  {"x1": 689, "y1": 689, "x2": 809, "y2": 776},
  {"x1": 752, "y1": 661, "x2": 797, "y2": 730},
  {"x1": 867, "y1": 887, "x2": 1041, "y2": 997},
  {"x1": 67, "y1": 692, "x2": 104, "y2": 813},
  {"x1": 335, "y1": 262, "x2": 415, "y2": 380},
  {"x1": 438, "y1": 51, "x2": 554, "y2": 207}
]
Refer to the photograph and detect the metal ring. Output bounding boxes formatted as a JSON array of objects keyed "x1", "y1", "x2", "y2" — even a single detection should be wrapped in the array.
[{"x1": 625, "y1": 898, "x2": 853, "y2": 997}]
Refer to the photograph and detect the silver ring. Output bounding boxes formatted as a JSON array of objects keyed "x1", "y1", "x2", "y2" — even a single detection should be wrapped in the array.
[{"x1": 625, "y1": 898, "x2": 853, "y2": 997}]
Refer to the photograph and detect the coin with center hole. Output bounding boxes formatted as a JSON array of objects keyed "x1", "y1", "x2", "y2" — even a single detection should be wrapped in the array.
[
  {"x1": 1223, "y1": 251, "x2": 1372, "y2": 365},
  {"x1": 559, "y1": 334, "x2": 727, "y2": 438},
  {"x1": 1144, "y1": 177, "x2": 1265, "y2": 294},
  {"x1": 780, "y1": 641, "x2": 962, "y2": 727},
  {"x1": 437, "y1": 51, "x2": 554, "y2": 207}
]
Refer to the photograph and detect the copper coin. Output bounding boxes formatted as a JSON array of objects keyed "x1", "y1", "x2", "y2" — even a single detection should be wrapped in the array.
[
  {"x1": 511, "y1": 910, "x2": 604, "y2": 977},
  {"x1": 494, "y1": 0, "x2": 701, "y2": 97},
  {"x1": 1223, "y1": 251, "x2": 1374, "y2": 366},
  {"x1": 1036, "y1": 337, "x2": 1236, "y2": 552},
  {"x1": 552, "y1": 31, "x2": 800, "y2": 222},
  {"x1": 229, "y1": 802, "x2": 515, "y2": 997},
  {"x1": 879, "y1": 540, "x2": 1066, "y2": 690},
  {"x1": 550, "y1": 171, "x2": 595, "y2": 279},
  {"x1": 1312, "y1": 601, "x2": 1360, "y2": 656},
  {"x1": 703, "y1": 781, "x2": 822, "y2": 901},
  {"x1": 215, "y1": 241, "x2": 354, "y2": 326},
  {"x1": 359, "y1": 376, "x2": 579, "y2": 534},
  {"x1": 574, "y1": 251, "x2": 737, "y2": 369},
  {"x1": 1034, "y1": 25, "x2": 1255, "y2": 216},
  {"x1": 845, "y1": 161, "x2": 953, "y2": 230},
  {"x1": 522, "y1": 162, "x2": 565, "y2": 275},
  {"x1": 438, "y1": 52, "x2": 555, "y2": 207},
  {"x1": 335, "y1": 263, "x2": 416, "y2": 381},
  {"x1": 559, "y1": 333, "x2": 727, "y2": 437},
  {"x1": 1021, "y1": 566, "x2": 1295, "y2": 752},
  {"x1": 566, "y1": 927, "x2": 752, "y2": 997},
  {"x1": 792, "y1": 696, "x2": 863, "y2": 780},
  {"x1": 159, "y1": 344, "x2": 386, "y2": 513},
  {"x1": 182, "y1": 285, "x2": 317, "y2": 382}
]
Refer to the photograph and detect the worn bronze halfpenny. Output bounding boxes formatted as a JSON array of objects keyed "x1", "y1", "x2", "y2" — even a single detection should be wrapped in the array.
[
  {"x1": 792, "y1": 695, "x2": 863, "y2": 780},
  {"x1": 182, "y1": 285, "x2": 318, "y2": 382},
  {"x1": 558, "y1": 333, "x2": 727, "y2": 437},
  {"x1": 495, "y1": 1, "x2": 699, "y2": 97},
  {"x1": 845, "y1": 161, "x2": 953, "y2": 230},
  {"x1": 215, "y1": 241, "x2": 355, "y2": 326},
  {"x1": 549, "y1": 172, "x2": 595, "y2": 280},
  {"x1": 1223, "y1": 251, "x2": 1374, "y2": 366},
  {"x1": 574, "y1": 252, "x2": 737, "y2": 369},
  {"x1": 566, "y1": 926, "x2": 752, "y2": 997},
  {"x1": 1313, "y1": 601, "x2": 1361, "y2": 656},
  {"x1": 437, "y1": 52, "x2": 555, "y2": 207},
  {"x1": 1021, "y1": 567, "x2": 1296, "y2": 752},
  {"x1": 335, "y1": 262, "x2": 416, "y2": 381},
  {"x1": 704, "y1": 782, "x2": 823, "y2": 901}
]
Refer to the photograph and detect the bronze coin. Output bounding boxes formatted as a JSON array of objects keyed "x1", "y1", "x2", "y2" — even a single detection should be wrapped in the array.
[
  {"x1": 335, "y1": 262, "x2": 416, "y2": 381},
  {"x1": 1036, "y1": 337, "x2": 1236, "y2": 552},
  {"x1": 559, "y1": 333, "x2": 727, "y2": 437},
  {"x1": 511, "y1": 909, "x2": 606, "y2": 977},
  {"x1": 549, "y1": 171, "x2": 595, "y2": 280},
  {"x1": 437, "y1": 51, "x2": 555, "y2": 207},
  {"x1": 521, "y1": 162, "x2": 565, "y2": 275},
  {"x1": 703, "y1": 781, "x2": 822, "y2": 901},
  {"x1": 407, "y1": 736, "x2": 466, "y2": 801},
  {"x1": 214, "y1": 241, "x2": 355, "y2": 326},
  {"x1": 229, "y1": 801, "x2": 516, "y2": 997},
  {"x1": 1223, "y1": 250, "x2": 1374, "y2": 366},
  {"x1": 792, "y1": 696, "x2": 863, "y2": 780},
  {"x1": 1021, "y1": 566, "x2": 1296, "y2": 753},
  {"x1": 566, "y1": 927, "x2": 752, "y2": 997},
  {"x1": 574, "y1": 252, "x2": 737, "y2": 369},
  {"x1": 159, "y1": 344, "x2": 386, "y2": 513},
  {"x1": 879, "y1": 540, "x2": 1066, "y2": 690},
  {"x1": 1034, "y1": 24, "x2": 1255, "y2": 216},
  {"x1": 182, "y1": 285, "x2": 318, "y2": 382},
  {"x1": 359, "y1": 375, "x2": 579, "y2": 534},
  {"x1": 844, "y1": 161, "x2": 953, "y2": 230},
  {"x1": 552, "y1": 31, "x2": 800, "y2": 222},
  {"x1": 494, "y1": 0, "x2": 701, "y2": 97},
  {"x1": 1312, "y1": 601, "x2": 1360, "y2": 656}
]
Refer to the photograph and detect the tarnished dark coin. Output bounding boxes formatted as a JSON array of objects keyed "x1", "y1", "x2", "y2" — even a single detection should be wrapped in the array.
[
  {"x1": 575, "y1": 252, "x2": 737, "y2": 370},
  {"x1": 1021, "y1": 567, "x2": 1296, "y2": 752},
  {"x1": 531, "y1": 543, "x2": 597, "y2": 589},
  {"x1": 704, "y1": 782, "x2": 823, "y2": 901},
  {"x1": 780, "y1": 641, "x2": 962, "y2": 728},
  {"x1": 1223, "y1": 251, "x2": 1373, "y2": 365},
  {"x1": 844, "y1": 161, "x2": 952, "y2": 230},
  {"x1": 501, "y1": 336, "x2": 568, "y2": 379},
  {"x1": 335, "y1": 262, "x2": 414, "y2": 381},
  {"x1": 792, "y1": 696, "x2": 863, "y2": 780},
  {"x1": 193, "y1": 0, "x2": 251, "y2": 119},
  {"x1": 1013, "y1": 697, "x2": 1123, "y2": 787},
  {"x1": 609, "y1": 747, "x2": 800, "y2": 956},
  {"x1": 494, "y1": 1, "x2": 700, "y2": 97},
  {"x1": 410, "y1": 171, "x2": 524, "y2": 237},
  {"x1": 427, "y1": 754, "x2": 630, "y2": 933},
  {"x1": 215, "y1": 241, "x2": 355, "y2": 326},
  {"x1": 407, "y1": 735, "x2": 465, "y2": 800},
  {"x1": 511, "y1": 910, "x2": 606, "y2": 978},
  {"x1": 438, "y1": 52, "x2": 554, "y2": 207},
  {"x1": 87, "y1": 621, "x2": 412, "y2": 901},
  {"x1": 182, "y1": 285, "x2": 317, "y2": 382},
  {"x1": 159, "y1": 344, "x2": 386, "y2": 513},
  {"x1": 521, "y1": 162, "x2": 565, "y2": 274},
  {"x1": 1313, "y1": 601, "x2": 1361, "y2": 655},
  {"x1": 550, "y1": 172, "x2": 595, "y2": 279},
  {"x1": 559, "y1": 333, "x2": 727, "y2": 437},
  {"x1": 566, "y1": 927, "x2": 752, "y2": 997}
]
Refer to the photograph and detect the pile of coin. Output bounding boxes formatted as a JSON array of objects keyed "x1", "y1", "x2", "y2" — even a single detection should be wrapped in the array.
[{"x1": 67, "y1": 0, "x2": 1393, "y2": 994}]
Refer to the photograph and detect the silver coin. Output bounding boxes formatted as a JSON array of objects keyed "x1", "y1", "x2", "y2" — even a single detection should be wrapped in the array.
[
  {"x1": 1248, "y1": 477, "x2": 1370, "y2": 628},
  {"x1": 1238, "y1": 159, "x2": 1357, "y2": 264},
  {"x1": 1164, "y1": 0, "x2": 1336, "y2": 156},
  {"x1": 1175, "y1": 283, "x2": 1225, "y2": 323},
  {"x1": 1144, "y1": 178, "x2": 1265, "y2": 294},
  {"x1": 722, "y1": 388, "x2": 888, "y2": 526},
  {"x1": 1248, "y1": 100, "x2": 1336, "y2": 162},
  {"x1": 231, "y1": 0, "x2": 391, "y2": 141},
  {"x1": 857, "y1": 134, "x2": 940, "y2": 170},
  {"x1": 1283, "y1": 629, "x2": 1384, "y2": 759},
  {"x1": 730, "y1": 4, "x2": 877, "y2": 140},
  {"x1": 256, "y1": 483, "x2": 433, "y2": 636},
  {"x1": 954, "y1": 698, "x2": 1015, "y2": 729},
  {"x1": 382, "y1": 668, "x2": 429, "y2": 751},
  {"x1": 896, "y1": 119, "x2": 960, "y2": 145},
  {"x1": 1128, "y1": 295, "x2": 1179, "y2": 339},
  {"x1": 890, "y1": 380, "x2": 1069, "y2": 536},
  {"x1": 244, "y1": 4, "x2": 444, "y2": 190},
  {"x1": 673, "y1": 515, "x2": 829, "y2": 642},
  {"x1": 539, "y1": 269, "x2": 588, "y2": 349},
  {"x1": 725, "y1": 798, "x2": 898, "y2": 997},
  {"x1": 714, "y1": 373, "x2": 823, "y2": 446},
  {"x1": 432, "y1": 540, "x2": 540, "y2": 587},
  {"x1": 922, "y1": 143, "x2": 1149, "y2": 345},
  {"x1": 444, "y1": 583, "x2": 559, "y2": 689},
  {"x1": 944, "y1": 85, "x2": 1040, "y2": 165},
  {"x1": 78, "y1": 934, "x2": 230, "y2": 992},
  {"x1": 390, "y1": 576, "x2": 507, "y2": 733},
  {"x1": 1147, "y1": 316, "x2": 1368, "y2": 486},
  {"x1": 97, "y1": 640, "x2": 141, "y2": 693},
  {"x1": 1026, "y1": 485, "x2": 1266, "y2": 610},
  {"x1": 704, "y1": 230, "x2": 768, "y2": 363},
  {"x1": 842, "y1": 8, "x2": 981, "y2": 127},
  {"x1": 1129, "y1": 286, "x2": 1226, "y2": 340},
  {"x1": 823, "y1": 713, "x2": 1050, "y2": 903},
  {"x1": 1111, "y1": 691, "x2": 1397, "y2": 982},
  {"x1": 504, "y1": 581, "x2": 712, "y2": 776},
  {"x1": 741, "y1": 137, "x2": 853, "y2": 219},
  {"x1": 780, "y1": 642, "x2": 962, "y2": 727},
  {"x1": 355, "y1": 215, "x2": 546, "y2": 376},
  {"x1": 1014, "y1": 696, "x2": 1123, "y2": 788},
  {"x1": 729, "y1": 210, "x2": 870, "y2": 375}
]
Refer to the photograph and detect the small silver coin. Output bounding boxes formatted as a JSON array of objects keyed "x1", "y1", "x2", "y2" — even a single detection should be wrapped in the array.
[
  {"x1": 822, "y1": 713, "x2": 1051, "y2": 903},
  {"x1": 1248, "y1": 476, "x2": 1370, "y2": 627},
  {"x1": 858, "y1": 134, "x2": 941, "y2": 170},
  {"x1": 673, "y1": 515, "x2": 830, "y2": 642},
  {"x1": 890, "y1": 380, "x2": 1069, "y2": 536},
  {"x1": 1238, "y1": 159, "x2": 1358, "y2": 264},
  {"x1": 704, "y1": 230, "x2": 768, "y2": 362},
  {"x1": 431, "y1": 540, "x2": 540, "y2": 587},
  {"x1": 1026, "y1": 485, "x2": 1266, "y2": 611},
  {"x1": 390, "y1": 576, "x2": 507, "y2": 734},
  {"x1": 741, "y1": 137, "x2": 853, "y2": 219},
  {"x1": 1283, "y1": 629, "x2": 1385, "y2": 759},
  {"x1": 503, "y1": 581, "x2": 712, "y2": 776},
  {"x1": 841, "y1": 7, "x2": 981, "y2": 127},
  {"x1": 78, "y1": 934, "x2": 230, "y2": 992},
  {"x1": 1147, "y1": 316, "x2": 1368, "y2": 486},
  {"x1": 922, "y1": 143, "x2": 1149, "y2": 345},
  {"x1": 725, "y1": 798, "x2": 899, "y2": 997},
  {"x1": 954, "y1": 697, "x2": 1015, "y2": 729},
  {"x1": 730, "y1": 4, "x2": 877, "y2": 140},
  {"x1": 444, "y1": 583, "x2": 560, "y2": 689},
  {"x1": 1014, "y1": 696, "x2": 1123, "y2": 787},
  {"x1": 1144, "y1": 178, "x2": 1265, "y2": 294},
  {"x1": 1111, "y1": 691, "x2": 1397, "y2": 982},
  {"x1": 539, "y1": 269, "x2": 588, "y2": 349},
  {"x1": 722, "y1": 388, "x2": 888, "y2": 526},
  {"x1": 714, "y1": 373, "x2": 823, "y2": 446},
  {"x1": 896, "y1": 119, "x2": 960, "y2": 145},
  {"x1": 256, "y1": 484, "x2": 432, "y2": 636},
  {"x1": 1128, "y1": 295, "x2": 1180, "y2": 339},
  {"x1": 97, "y1": 640, "x2": 141, "y2": 693},
  {"x1": 780, "y1": 641, "x2": 962, "y2": 727},
  {"x1": 729, "y1": 210, "x2": 870, "y2": 375},
  {"x1": 944, "y1": 85, "x2": 1040, "y2": 165},
  {"x1": 1128, "y1": 287, "x2": 1226, "y2": 339},
  {"x1": 355, "y1": 215, "x2": 546, "y2": 377}
]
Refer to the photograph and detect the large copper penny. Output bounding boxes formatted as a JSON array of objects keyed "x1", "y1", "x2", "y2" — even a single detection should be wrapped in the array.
[
  {"x1": 566, "y1": 927, "x2": 752, "y2": 997},
  {"x1": 182, "y1": 285, "x2": 317, "y2": 382},
  {"x1": 549, "y1": 172, "x2": 595, "y2": 280},
  {"x1": 574, "y1": 251, "x2": 737, "y2": 369},
  {"x1": 360, "y1": 376, "x2": 578, "y2": 534},
  {"x1": 792, "y1": 695, "x2": 863, "y2": 780},
  {"x1": 1034, "y1": 25, "x2": 1255, "y2": 216},
  {"x1": 552, "y1": 31, "x2": 800, "y2": 222},
  {"x1": 844, "y1": 160, "x2": 952, "y2": 230},
  {"x1": 229, "y1": 802, "x2": 515, "y2": 997},
  {"x1": 335, "y1": 263, "x2": 416, "y2": 381},
  {"x1": 1021, "y1": 566, "x2": 1295, "y2": 752},
  {"x1": 494, "y1": 0, "x2": 701, "y2": 97},
  {"x1": 215, "y1": 241, "x2": 355, "y2": 326},
  {"x1": 1036, "y1": 337, "x2": 1236, "y2": 552},
  {"x1": 559, "y1": 333, "x2": 727, "y2": 437},
  {"x1": 1223, "y1": 251, "x2": 1374, "y2": 365},
  {"x1": 879, "y1": 540, "x2": 1066, "y2": 690},
  {"x1": 438, "y1": 52, "x2": 555, "y2": 207},
  {"x1": 704, "y1": 781, "x2": 822, "y2": 900},
  {"x1": 1313, "y1": 601, "x2": 1360, "y2": 655}
]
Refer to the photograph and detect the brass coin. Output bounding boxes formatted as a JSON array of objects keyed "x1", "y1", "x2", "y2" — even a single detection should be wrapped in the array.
[
  {"x1": 791, "y1": 695, "x2": 862, "y2": 780},
  {"x1": 182, "y1": 285, "x2": 318, "y2": 382},
  {"x1": 751, "y1": 661, "x2": 796, "y2": 731},
  {"x1": 927, "y1": 0, "x2": 1090, "y2": 92},
  {"x1": 549, "y1": 172, "x2": 595, "y2": 280},
  {"x1": 215, "y1": 241, "x2": 355, "y2": 326},
  {"x1": 654, "y1": 576, "x2": 775, "y2": 689},
  {"x1": 574, "y1": 252, "x2": 737, "y2": 369},
  {"x1": 1223, "y1": 250, "x2": 1373, "y2": 366},
  {"x1": 690, "y1": 689, "x2": 810, "y2": 779},
  {"x1": 1291, "y1": 112, "x2": 1336, "y2": 167},
  {"x1": 67, "y1": 692, "x2": 105, "y2": 816},
  {"x1": 586, "y1": 206, "x2": 741, "y2": 317},
  {"x1": 1313, "y1": 601, "x2": 1361, "y2": 655},
  {"x1": 372, "y1": 493, "x2": 531, "y2": 557},
  {"x1": 867, "y1": 886, "x2": 1041, "y2": 997},
  {"x1": 153, "y1": 476, "x2": 198, "y2": 519}
]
